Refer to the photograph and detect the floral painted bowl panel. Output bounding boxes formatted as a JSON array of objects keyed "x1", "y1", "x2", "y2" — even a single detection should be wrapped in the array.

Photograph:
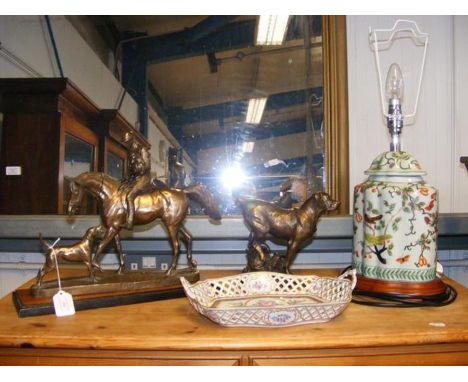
[{"x1": 181, "y1": 270, "x2": 356, "y2": 328}]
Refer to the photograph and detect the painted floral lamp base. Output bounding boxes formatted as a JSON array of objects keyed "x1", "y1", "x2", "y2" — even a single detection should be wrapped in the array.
[{"x1": 352, "y1": 151, "x2": 446, "y2": 297}]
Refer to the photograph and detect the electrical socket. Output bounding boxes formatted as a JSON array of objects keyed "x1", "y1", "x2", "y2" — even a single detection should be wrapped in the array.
[
  {"x1": 161, "y1": 263, "x2": 168, "y2": 271},
  {"x1": 142, "y1": 256, "x2": 157, "y2": 269},
  {"x1": 130, "y1": 263, "x2": 138, "y2": 270}
]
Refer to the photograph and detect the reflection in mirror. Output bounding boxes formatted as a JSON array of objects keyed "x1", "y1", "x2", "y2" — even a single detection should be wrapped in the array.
[
  {"x1": 107, "y1": 151, "x2": 124, "y2": 180},
  {"x1": 63, "y1": 133, "x2": 95, "y2": 214},
  {"x1": 158, "y1": 140, "x2": 167, "y2": 163},
  {"x1": 153, "y1": 15, "x2": 324, "y2": 215}
]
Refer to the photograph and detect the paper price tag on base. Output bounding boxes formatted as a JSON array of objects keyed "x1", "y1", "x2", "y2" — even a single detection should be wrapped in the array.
[
  {"x1": 53, "y1": 290, "x2": 75, "y2": 317},
  {"x1": 47, "y1": 237, "x2": 76, "y2": 317}
]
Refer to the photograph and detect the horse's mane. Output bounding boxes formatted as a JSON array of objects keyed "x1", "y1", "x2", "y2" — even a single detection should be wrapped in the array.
[
  {"x1": 74, "y1": 172, "x2": 120, "y2": 193},
  {"x1": 78, "y1": 171, "x2": 117, "y2": 181},
  {"x1": 99, "y1": 172, "x2": 120, "y2": 187}
]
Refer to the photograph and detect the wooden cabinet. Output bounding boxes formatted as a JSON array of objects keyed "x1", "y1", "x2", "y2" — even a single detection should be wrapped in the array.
[
  {"x1": 0, "y1": 78, "x2": 100, "y2": 214},
  {"x1": 0, "y1": 269, "x2": 467, "y2": 365},
  {"x1": 2, "y1": 345, "x2": 467, "y2": 366},
  {"x1": 0, "y1": 79, "x2": 148, "y2": 214}
]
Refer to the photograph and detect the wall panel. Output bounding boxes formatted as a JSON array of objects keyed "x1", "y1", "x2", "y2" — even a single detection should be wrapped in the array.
[
  {"x1": 0, "y1": 16, "x2": 139, "y2": 132},
  {"x1": 453, "y1": 16, "x2": 468, "y2": 212},
  {"x1": 346, "y1": 16, "x2": 463, "y2": 213}
]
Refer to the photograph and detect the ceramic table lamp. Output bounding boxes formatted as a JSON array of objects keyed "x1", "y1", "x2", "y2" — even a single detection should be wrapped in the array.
[{"x1": 352, "y1": 20, "x2": 447, "y2": 298}]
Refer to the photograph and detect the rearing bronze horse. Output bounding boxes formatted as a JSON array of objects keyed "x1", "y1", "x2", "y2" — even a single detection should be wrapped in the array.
[{"x1": 67, "y1": 172, "x2": 221, "y2": 274}]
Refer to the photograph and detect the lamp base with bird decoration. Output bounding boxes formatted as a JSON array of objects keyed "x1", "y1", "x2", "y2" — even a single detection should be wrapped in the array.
[{"x1": 352, "y1": 151, "x2": 447, "y2": 298}]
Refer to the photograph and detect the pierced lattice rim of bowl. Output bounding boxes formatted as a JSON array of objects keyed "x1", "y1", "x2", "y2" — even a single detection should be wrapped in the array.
[{"x1": 180, "y1": 270, "x2": 357, "y2": 327}]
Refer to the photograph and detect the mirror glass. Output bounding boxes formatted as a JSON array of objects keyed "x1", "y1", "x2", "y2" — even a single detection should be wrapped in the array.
[
  {"x1": 147, "y1": 15, "x2": 325, "y2": 215},
  {"x1": 63, "y1": 133, "x2": 95, "y2": 213},
  {"x1": 107, "y1": 151, "x2": 125, "y2": 180}
]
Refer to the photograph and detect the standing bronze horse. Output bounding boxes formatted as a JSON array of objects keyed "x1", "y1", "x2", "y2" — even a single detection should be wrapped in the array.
[
  {"x1": 238, "y1": 192, "x2": 340, "y2": 274},
  {"x1": 67, "y1": 172, "x2": 221, "y2": 275}
]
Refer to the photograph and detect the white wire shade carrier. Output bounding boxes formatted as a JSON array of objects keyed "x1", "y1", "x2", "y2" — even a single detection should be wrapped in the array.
[{"x1": 369, "y1": 19, "x2": 429, "y2": 125}]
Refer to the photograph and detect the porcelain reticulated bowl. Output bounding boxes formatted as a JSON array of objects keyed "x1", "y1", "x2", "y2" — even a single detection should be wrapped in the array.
[{"x1": 181, "y1": 270, "x2": 356, "y2": 327}]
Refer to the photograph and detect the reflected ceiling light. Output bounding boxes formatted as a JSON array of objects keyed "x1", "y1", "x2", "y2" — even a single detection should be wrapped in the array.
[
  {"x1": 220, "y1": 163, "x2": 247, "y2": 191},
  {"x1": 256, "y1": 15, "x2": 290, "y2": 46},
  {"x1": 245, "y1": 97, "x2": 267, "y2": 124},
  {"x1": 242, "y1": 140, "x2": 255, "y2": 153}
]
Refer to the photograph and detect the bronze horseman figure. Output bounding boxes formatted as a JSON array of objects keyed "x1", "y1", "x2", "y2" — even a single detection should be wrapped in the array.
[
  {"x1": 119, "y1": 132, "x2": 154, "y2": 230},
  {"x1": 65, "y1": 133, "x2": 221, "y2": 276}
]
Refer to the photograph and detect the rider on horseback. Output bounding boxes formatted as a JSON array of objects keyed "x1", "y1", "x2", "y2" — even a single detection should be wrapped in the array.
[{"x1": 120, "y1": 132, "x2": 153, "y2": 230}]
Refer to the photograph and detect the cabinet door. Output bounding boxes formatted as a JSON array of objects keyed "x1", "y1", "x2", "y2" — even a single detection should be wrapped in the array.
[
  {"x1": 0, "y1": 348, "x2": 243, "y2": 366},
  {"x1": 105, "y1": 138, "x2": 127, "y2": 181},
  {"x1": 0, "y1": 113, "x2": 61, "y2": 214},
  {"x1": 60, "y1": 115, "x2": 98, "y2": 214}
]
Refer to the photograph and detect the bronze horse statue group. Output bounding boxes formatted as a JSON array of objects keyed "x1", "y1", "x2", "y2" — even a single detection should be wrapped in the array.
[
  {"x1": 67, "y1": 172, "x2": 221, "y2": 275},
  {"x1": 67, "y1": 172, "x2": 338, "y2": 277}
]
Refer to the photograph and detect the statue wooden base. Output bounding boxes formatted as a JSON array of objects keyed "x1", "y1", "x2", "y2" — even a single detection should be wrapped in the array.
[
  {"x1": 13, "y1": 268, "x2": 199, "y2": 318},
  {"x1": 243, "y1": 243, "x2": 289, "y2": 274}
]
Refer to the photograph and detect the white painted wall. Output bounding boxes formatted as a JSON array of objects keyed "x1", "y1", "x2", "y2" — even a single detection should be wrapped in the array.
[
  {"x1": 0, "y1": 15, "x2": 139, "y2": 125},
  {"x1": 452, "y1": 16, "x2": 468, "y2": 213},
  {"x1": 347, "y1": 15, "x2": 468, "y2": 213}
]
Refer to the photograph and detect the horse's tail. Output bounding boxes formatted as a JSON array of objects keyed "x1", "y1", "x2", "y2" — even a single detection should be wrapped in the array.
[{"x1": 183, "y1": 184, "x2": 222, "y2": 220}]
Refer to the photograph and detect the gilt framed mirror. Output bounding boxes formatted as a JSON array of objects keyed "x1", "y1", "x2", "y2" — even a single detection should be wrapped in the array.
[
  {"x1": 136, "y1": 15, "x2": 349, "y2": 215},
  {"x1": 0, "y1": 15, "x2": 349, "y2": 216}
]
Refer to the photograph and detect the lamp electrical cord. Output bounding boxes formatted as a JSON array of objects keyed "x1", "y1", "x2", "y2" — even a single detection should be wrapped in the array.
[{"x1": 340, "y1": 266, "x2": 458, "y2": 308}]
